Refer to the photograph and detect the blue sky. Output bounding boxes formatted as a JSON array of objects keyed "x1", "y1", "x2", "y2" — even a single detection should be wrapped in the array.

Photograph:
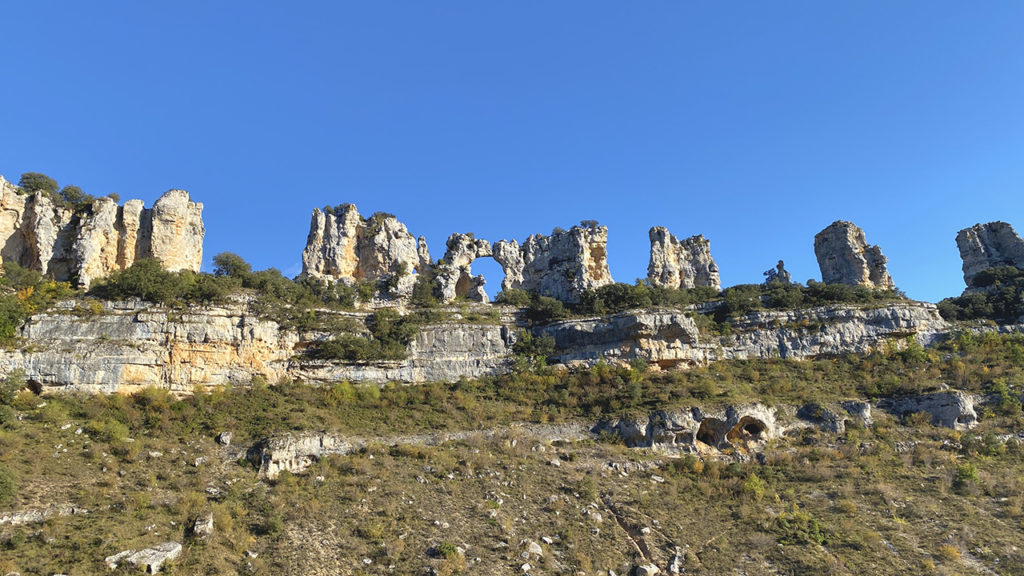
[{"x1": 2, "y1": 3, "x2": 1022, "y2": 302}]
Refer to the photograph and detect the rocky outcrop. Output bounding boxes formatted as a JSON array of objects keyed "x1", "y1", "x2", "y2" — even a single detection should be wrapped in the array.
[
  {"x1": 541, "y1": 302, "x2": 948, "y2": 369},
  {"x1": 301, "y1": 205, "x2": 424, "y2": 297},
  {"x1": 880, "y1": 391, "x2": 978, "y2": 430},
  {"x1": 105, "y1": 542, "x2": 182, "y2": 573},
  {"x1": 814, "y1": 221, "x2": 894, "y2": 289},
  {"x1": 493, "y1": 224, "x2": 613, "y2": 303},
  {"x1": 435, "y1": 233, "x2": 492, "y2": 303},
  {"x1": 596, "y1": 404, "x2": 781, "y2": 453},
  {"x1": 956, "y1": 222, "x2": 1024, "y2": 286},
  {"x1": 147, "y1": 189, "x2": 205, "y2": 274},
  {"x1": 647, "y1": 228, "x2": 720, "y2": 291},
  {"x1": 0, "y1": 179, "x2": 204, "y2": 287}
]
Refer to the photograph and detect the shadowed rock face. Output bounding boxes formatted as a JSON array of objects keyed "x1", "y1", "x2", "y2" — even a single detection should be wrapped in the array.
[
  {"x1": 301, "y1": 204, "x2": 427, "y2": 297},
  {"x1": 493, "y1": 224, "x2": 613, "y2": 303},
  {"x1": 647, "y1": 227, "x2": 721, "y2": 291},
  {"x1": 0, "y1": 177, "x2": 204, "y2": 287},
  {"x1": 814, "y1": 220, "x2": 894, "y2": 289},
  {"x1": 956, "y1": 221, "x2": 1024, "y2": 286}
]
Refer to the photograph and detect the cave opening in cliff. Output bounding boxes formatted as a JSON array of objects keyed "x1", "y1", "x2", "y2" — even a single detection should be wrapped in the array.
[
  {"x1": 726, "y1": 416, "x2": 767, "y2": 444},
  {"x1": 696, "y1": 418, "x2": 726, "y2": 448}
]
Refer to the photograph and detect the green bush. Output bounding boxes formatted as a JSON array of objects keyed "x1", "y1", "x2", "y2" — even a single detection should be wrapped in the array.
[
  {"x1": 18, "y1": 172, "x2": 58, "y2": 195},
  {"x1": 938, "y1": 266, "x2": 1024, "y2": 322},
  {"x1": 495, "y1": 288, "x2": 532, "y2": 307}
]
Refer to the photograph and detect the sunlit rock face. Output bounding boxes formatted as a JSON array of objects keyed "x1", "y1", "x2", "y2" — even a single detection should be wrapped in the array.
[
  {"x1": 493, "y1": 224, "x2": 613, "y2": 303},
  {"x1": 956, "y1": 221, "x2": 1024, "y2": 286},
  {"x1": 0, "y1": 177, "x2": 204, "y2": 287},
  {"x1": 814, "y1": 220, "x2": 894, "y2": 289},
  {"x1": 301, "y1": 204, "x2": 425, "y2": 296},
  {"x1": 647, "y1": 227, "x2": 720, "y2": 291}
]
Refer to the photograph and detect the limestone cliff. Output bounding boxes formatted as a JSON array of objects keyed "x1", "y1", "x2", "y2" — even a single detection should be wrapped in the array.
[
  {"x1": 0, "y1": 178, "x2": 204, "y2": 287},
  {"x1": 301, "y1": 205, "x2": 424, "y2": 297},
  {"x1": 493, "y1": 224, "x2": 613, "y2": 303},
  {"x1": 647, "y1": 227, "x2": 721, "y2": 291},
  {"x1": 956, "y1": 221, "x2": 1024, "y2": 286},
  {"x1": 814, "y1": 220, "x2": 894, "y2": 289}
]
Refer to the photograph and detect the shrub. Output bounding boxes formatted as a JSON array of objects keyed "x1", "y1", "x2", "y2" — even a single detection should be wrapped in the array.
[
  {"x1": 212, "y1": 252, "x2": 252, "y2": 279},
  {"x1": 0, "y1": 465, "x2": 15, "y2": 505},
  {"x1": 495, "y1": 289, "x2": 532, "y2": 307},
  {"x1": 525, "y1": 294, "x2": 567, "y2": 324}
]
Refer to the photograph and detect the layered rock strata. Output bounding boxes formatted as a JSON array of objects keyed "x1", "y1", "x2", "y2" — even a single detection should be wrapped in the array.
[
  {"x1": 814, "y1": 220, "x2": 894, "y2": 289},
  {"x1": 956, "y1": 221, "x2": 1024, "y2": 286},
  {"x1": 493, "y1": 224, "x2": 613, "y2": 303},
  {"x1": 647, "y1": 227, "x2": 721, "y2": 291},
  {"x1": 0, "y1": 178, "x2": 204, "y2": 286},
  {"x1": 301, "y1": 204, "x2": 429, "y2": 297}
]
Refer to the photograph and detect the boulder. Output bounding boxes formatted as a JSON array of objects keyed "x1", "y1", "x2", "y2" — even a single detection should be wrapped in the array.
[
  {"x1": 647, "y1": 227, "x2": 720, "y2": 291},
  {"x1": 956, "y1": 222, "x2": 1024, "y2": 286},
  {"x1": 301, "y1": 204, "x2": 422, "y2": 297},
  {"x1": 493, "y1": 224, "x2": 613, "y2": 303},
  {"x1": 192, "y1": 511, "x2": 214, "y2": 540},
  {"x1": 105, "y1": 541, "x2": 182, "y2": 573},
  {"x1": 882, "y1": 390, "x2": 978, "y2": 430},
  {"x1": 814, "y1": 220, "x2": 894, "y2": 289}
]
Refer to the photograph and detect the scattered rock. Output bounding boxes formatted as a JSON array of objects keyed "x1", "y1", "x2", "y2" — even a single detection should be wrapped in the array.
[
  {"x1": 104, "y1": 541, "x2": 182, "y2": 573},
  {"x1": 633, "y1": 565, "x2": 660, "y2": 576},
  {"x1": 216, "y1": 431, "x2": 232, "y2": 446},
  {"x1": 814, "y1": 220, "x2": 894, "y2": 289},
  {"x1": 192, "y1": 511, "x2": 214, "y2": 540},
  {"x1": 647, "y1": 227, "x2": 721, "y2": 291}
]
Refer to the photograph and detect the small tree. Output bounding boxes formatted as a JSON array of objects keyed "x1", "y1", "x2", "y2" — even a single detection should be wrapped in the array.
[
  {"x1": 212, "y1": 252, "x2": 252, "y2": 279},
  {"x1": 18, "y1": 172, "x2": 58, "y2": 195}
]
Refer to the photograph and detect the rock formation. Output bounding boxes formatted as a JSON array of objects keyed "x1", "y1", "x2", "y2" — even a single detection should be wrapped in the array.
[
  {"x1": 955, "y1": 221, "x2": 1024, "y2": 286},
  {"x1": 0, "y1": 177, "x2": 204, "y2": 287},
  {"x1": 814, "y1": 220, "x2": 894, "y2": 289},
  {"x1": 435, "y1": 233, "x2": 492, "y2": 303},
  {"x1": 301, "y1": 204, "x2": 427, "y2": 297},
  {"x1": 493, "y1": 224, "x2": 613, "y2": 303},
  {"x1": 763, "y1": 260, "x2": 791, "y2": 285},
  {"x1": 647, "y1": 227, "x2": 721, "y2": 291}
]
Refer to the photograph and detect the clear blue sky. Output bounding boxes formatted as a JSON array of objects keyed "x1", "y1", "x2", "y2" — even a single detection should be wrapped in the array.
[{"x1": 2, "y1": 3, "x2": 1022, "y2": 302}]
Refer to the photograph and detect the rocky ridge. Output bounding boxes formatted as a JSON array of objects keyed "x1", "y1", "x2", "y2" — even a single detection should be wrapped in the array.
[{"x1": 0, "y1": 176, "x2": 204, "y2": 287}]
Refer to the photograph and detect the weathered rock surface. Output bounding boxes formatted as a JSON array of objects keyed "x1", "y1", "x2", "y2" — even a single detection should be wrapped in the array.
[
  {"x1": 647, "y1": 227, "x2": 720, "y2": 291},
  {"x1": 301, "y1": 204, "x2": 424, "y2": 296},
  {"x1": 596, "y1": 403, "x2": 781, "y2": 453},
  {"x1": 435, "y1": 233, "x2": 493, "y2": 303},
  {"x1": 880, "y1": 391, "x2": 978, "y2": 430},
  {"x1": 814, "y1": 220, "x2": 894, "y2": 289},
  {"x1": 0, "y1": 179, "x2": 204, "y2": 287},
  {"x1": 540, "y1": 302, "x2": 947, "y2": 369},
  {"x1": 493, "y1": 224, "x2": 613, "y2": 303},
  {"x1": 104, "y1": 541, "x2": 182, "y2": 573},
  {"x1": 956, "y1": 221, "x2": 1024, "y2": 286},
  {"x1": 0, "y1": 299, "x2": 297, "y2": 394}
]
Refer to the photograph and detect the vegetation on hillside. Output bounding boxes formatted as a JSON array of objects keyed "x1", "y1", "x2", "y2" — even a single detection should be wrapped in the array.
[{"x1": 938, "y1": 265, "x2": 1024, "y2": 323}]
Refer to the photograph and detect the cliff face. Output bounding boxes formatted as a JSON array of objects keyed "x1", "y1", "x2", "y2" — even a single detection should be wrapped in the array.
[
  {"x1": 0, "y1": 178, "x2": 204, "y2": 287},
  {"x1": 0, "y1": 298, "x2": 953, "y2": 393}
]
